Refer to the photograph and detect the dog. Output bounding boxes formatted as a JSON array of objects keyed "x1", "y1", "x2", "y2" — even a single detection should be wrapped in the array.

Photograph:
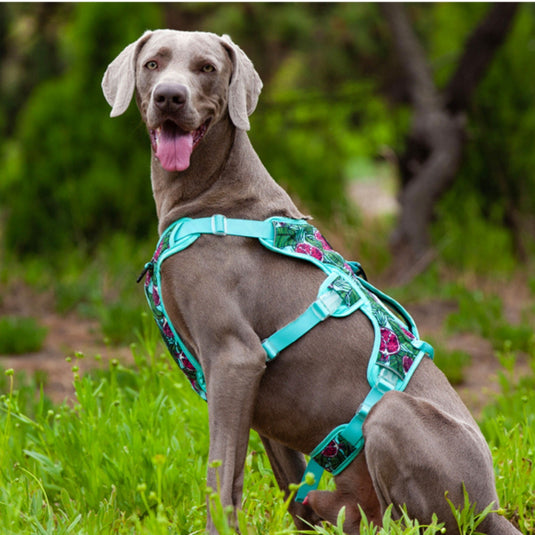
[{"x1": 102, "y1": 30, "x2": 521, "y2": 534}]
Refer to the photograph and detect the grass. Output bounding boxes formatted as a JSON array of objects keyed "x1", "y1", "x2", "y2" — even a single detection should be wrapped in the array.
[
  {"x1": 0, "y1": 311, "x2": 533, "y2": 534},
  {"x1": 445, "y1": 288, "x2": 535, "y2": 353}
]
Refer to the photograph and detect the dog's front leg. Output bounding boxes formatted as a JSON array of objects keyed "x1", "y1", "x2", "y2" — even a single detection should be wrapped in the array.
[{"x1": 204, "y1": 339, "x2": 266, "y2": 534}]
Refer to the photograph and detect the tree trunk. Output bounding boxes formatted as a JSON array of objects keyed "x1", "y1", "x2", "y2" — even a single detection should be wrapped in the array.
[{"x1": 381, "y1": 3, "x2": 519, "y2": 279}]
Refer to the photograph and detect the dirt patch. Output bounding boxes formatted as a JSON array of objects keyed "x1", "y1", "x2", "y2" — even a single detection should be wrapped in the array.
[
  {"x1": 0, "y1": 281, "x2": 133, "y2": 403},
  {"x1": 409, "y1": 300, "x2": 532, "y2": 416},
  {"x1": 0, "y1": 312, "x2": 133, "y2": 403}
]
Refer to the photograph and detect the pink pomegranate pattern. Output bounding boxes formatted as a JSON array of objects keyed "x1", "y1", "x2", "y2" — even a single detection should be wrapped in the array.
[
  {"x1": 312, "y1": 434, "x2": 357, "y2": 474},
  {"x1": 370, "y1": 294, "x2": 416, "y2": 377},
  {"x1": 271, "y1": 221, "x2": 425, "y2": 474}
]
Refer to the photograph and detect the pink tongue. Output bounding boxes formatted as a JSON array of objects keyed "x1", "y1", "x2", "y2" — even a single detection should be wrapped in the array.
[{"x1": 156, "y1": 125, "x2": 194, "y2": 172}]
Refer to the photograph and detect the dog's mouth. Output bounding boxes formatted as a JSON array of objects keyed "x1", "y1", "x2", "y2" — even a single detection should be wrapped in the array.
[{"x1": 150, "y1": 119, "x2": 211, "y2": 172}]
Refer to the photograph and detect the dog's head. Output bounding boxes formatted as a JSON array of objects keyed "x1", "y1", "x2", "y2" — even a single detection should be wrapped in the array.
[{"x1": 102, "y1": 30, "x2": 262, "y2": 172}]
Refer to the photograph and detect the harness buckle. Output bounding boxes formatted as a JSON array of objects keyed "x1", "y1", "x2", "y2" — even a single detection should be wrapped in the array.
[
  {"x1": 375, "y1": 366, "x2": 400, "y2": 394},
  {"x1": 310, "y1": 289, "x2": 342, "y2": 321},
  {"x1": 210, "y1": 214, "x2": 228, "y2": 235}
]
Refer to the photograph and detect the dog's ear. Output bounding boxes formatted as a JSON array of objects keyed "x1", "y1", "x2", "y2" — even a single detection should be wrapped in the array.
[
  {"x1": 102, "y1": 31, "x2": 153, "y2": 118},
  {"x1": 221, "y1": 35, "x2": 263, "y2": 131}
]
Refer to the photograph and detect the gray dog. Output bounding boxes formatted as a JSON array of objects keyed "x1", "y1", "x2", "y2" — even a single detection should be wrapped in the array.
[{"x1": 102, "y1": 30, "x2": 520, "y2": 534}]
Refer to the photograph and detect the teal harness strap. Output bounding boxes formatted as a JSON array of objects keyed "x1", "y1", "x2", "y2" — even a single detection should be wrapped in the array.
[
  {"x1": 142, "y1": 214, "x2": 434, "y2": 504},
  {"x1": 178, "y1": 214, "x2": 274, "y2": 241},
  {"x1": 263, "y1": 273, "x2": 349, "y2": 360}
]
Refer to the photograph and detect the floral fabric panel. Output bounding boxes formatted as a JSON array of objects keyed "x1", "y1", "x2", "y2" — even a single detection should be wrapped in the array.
[
  {"x1": 270, "y1": 221, "x2": 428, "y2": 474},
  {"x1": 272, "y1": 220, "x2": 420, "y2": 379},
  {"x1": 144, "y1": 227, "x2": 206, "y2": 400},
  {"x1": 273, "y1": 221, "x2": 355, "y2": 277},
  {"x1": 311, "y1": 429, "x2": 361, "y2": 476},
  {"x1": 367, "y1": 292, "x2": 419, "y2": 379}
]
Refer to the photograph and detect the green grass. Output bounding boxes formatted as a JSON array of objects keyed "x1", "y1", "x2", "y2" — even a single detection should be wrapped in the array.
[
  {"x1": 478, "y1": 345, "x2": 535, "y2": 532},
  {"x1": 0, "y1": 316, "x2": 48, "y2": 354},
  {"x1": 0, "y1": 312, "x2": 532, "y2": 534}
]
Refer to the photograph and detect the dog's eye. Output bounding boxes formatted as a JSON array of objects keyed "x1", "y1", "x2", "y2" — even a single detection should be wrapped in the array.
[
  {"x1": 145, "y1": 60, "x2": 159, "y2": 71},
  {"x1": 201, "y1": 64, "x2": 216, "y2": 73}
]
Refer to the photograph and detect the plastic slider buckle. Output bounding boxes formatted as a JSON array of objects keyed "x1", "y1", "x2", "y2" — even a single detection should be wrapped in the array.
[
  {"x1": 210, "y1": 214, "x2": 228, "y2": 236},
  {"x1": 339, "y1": 403, "x2": 368, "y2": 446},
  {"x1": 310, "y1": 290, "x2": 341, "y2": 321},
  {"x1": 375, "y1": 367, "x2": 400, "y2": 395},
  {"x1": 354, "y1": 403, "x2": 370, "y2": 425}
]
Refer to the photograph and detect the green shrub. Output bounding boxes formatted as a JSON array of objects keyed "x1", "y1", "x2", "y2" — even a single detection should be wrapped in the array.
[
  {"x1": 446, "y1": 287, "x2": 534, "y2": 352},
  {"x1": 436, "y1": 347, "x2": 471, "y2": 385},
  {"x1": 433, "y1": 195, "x2": 517, "y2": 277},
  {"x1": 1, "y1": 4, "x2": 162, "y2": 257},
  {"x1": 0, "y1": 316, "x2": 48, "y2": 354}
]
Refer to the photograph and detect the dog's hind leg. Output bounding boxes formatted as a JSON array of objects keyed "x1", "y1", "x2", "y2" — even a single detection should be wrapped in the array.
[
  {"x1": 260, "y1": 436, "x2": 323, "y2": 529},
  {"x1": 363, "y1": 390, "x2": 522, "y2": 534},
  {"x1": 306, "y1": 453, "x2": 382, "y2": 534}
]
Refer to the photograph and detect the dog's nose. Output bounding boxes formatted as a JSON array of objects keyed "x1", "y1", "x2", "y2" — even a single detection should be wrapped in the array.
[{"x1": 153, "y1": 83, "x2": 188, "y2": 113}]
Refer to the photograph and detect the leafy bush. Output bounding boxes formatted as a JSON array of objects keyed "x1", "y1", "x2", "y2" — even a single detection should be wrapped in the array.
[
  {"x1": 432, "y1": 194, "x2": 517, "y2": 276},
  {"x1": 1, "y1": 4, "x2": 162, "y2": 257},
  {"x1": 0, "y1": 316, "x2": 48, "y2": 354},
  {"x1": 251, "y1": 81, "x2": 398, "y2": 222}
]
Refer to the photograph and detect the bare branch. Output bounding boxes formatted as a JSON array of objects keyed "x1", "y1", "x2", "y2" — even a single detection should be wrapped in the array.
[
  {"x1": 445, "y1": 3, "x2": 520, "y2": 114},
  {"x1": 380, "y1": 3, "x2": 439, "y2": 112}
]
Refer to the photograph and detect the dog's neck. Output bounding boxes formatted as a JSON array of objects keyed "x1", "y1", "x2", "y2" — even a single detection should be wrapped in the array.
[{"x1": 150, "y1": 118, "x2": 306, "y2": 234}]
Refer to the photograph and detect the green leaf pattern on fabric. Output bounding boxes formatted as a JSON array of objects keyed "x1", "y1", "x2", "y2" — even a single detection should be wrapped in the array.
[{"x1": 311, "y1": 433, "x2": 357, "y2": 474}]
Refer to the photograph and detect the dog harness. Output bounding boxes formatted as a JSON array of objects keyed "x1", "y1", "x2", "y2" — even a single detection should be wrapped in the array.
[{"x1": 141, "y1": 215, "x2": 434, "y2": 502}]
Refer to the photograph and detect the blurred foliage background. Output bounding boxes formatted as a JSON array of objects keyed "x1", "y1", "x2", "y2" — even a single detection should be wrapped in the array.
[
  {"x1": 1, "y1": 3, "x2": 535, "y2": 353},
  {"x1": 1, "y1": 2, "x2": 533, "y2": 264}
]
